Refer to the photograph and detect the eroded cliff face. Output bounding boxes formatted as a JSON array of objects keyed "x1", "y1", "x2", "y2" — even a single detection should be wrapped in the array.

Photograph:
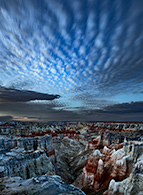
[
  {"x1": 53, "y1": 135, "x2": 92, "y2": 183},
  {"x1": 0, "y1": 135, "x2": 55, "y2": 179},
  {"x1": 106, "y1": 142, "x2": 143, "y2": 195},
  {"x1": 74, "y1": 135, "x2": 143, "y2": 195},
  {"x1": 0, "y1": 135, "x2": 54, "y2": 152},
  {"x1": 80, "y1": 144, "x2": 132, "y2": 193}
]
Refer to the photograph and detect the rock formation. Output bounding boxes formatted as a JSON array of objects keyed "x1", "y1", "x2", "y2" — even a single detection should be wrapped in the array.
[
  {"x1": 0, "y1": 148, "x2": 55, "y2": 179},
  {"x1": 0, "y1": 135, "x2": 53, "y2": 152},
  {"x1": 74, "y1": 139, "x2": 143, "y2": 194},
  {"x1": 105, "y1": 142, "x2": 143, "y2": 195},
  {"x1": 0, "y1": 135, "x2": 55, "y2": 179},
  {"x1": 53, "y1": 135, "x2": 92, "y2": 183},
  {"x1": 0, "y1": 174, "x2": 86, "y2": 195},
  {"x1": 0, "y1": 132, "x2": 89, "y2": 195},
  {"x1": 1, "y1": 122, "x2": 143, "y2": 195},
  {"x1": 86, "y1": 131, "x2": 123, "y2": 150}
]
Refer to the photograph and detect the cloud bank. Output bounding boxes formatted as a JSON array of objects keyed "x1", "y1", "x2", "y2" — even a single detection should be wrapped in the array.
[
  {"x1": 0, "y1": 86, "x2": 60, "y2": 102},
  {"x1": 0, "y1": 101, "x2": 142, "y2": 122}
]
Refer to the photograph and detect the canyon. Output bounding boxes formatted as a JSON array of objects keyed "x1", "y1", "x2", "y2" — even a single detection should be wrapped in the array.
[{"x1": 0, "y1": 121, "x2": 143, "y2": 194}]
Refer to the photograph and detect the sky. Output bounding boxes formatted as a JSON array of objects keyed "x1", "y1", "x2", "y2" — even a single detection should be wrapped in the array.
[{"x1": 0, "y1": 0, "x2": 143, "y2": 122}]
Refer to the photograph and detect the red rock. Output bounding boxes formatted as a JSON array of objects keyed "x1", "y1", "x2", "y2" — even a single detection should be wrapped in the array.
[{"x1": 79, "y1": 143, "x2": 132, "y2": 193}]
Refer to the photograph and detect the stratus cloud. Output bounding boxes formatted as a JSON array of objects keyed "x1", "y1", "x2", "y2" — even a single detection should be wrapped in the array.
[
  {"x1": 0, "y1": 102, "x2": 83, "y2": 122},
  {"x1": 80, "y1": 101, "x2": 143, "y2": 121},
  {"x1": 0, "y1": 86, "x2": 60, "y2": 103},
  {"x1": 103, "y1": 101, "x2": 143, "y2": 114},
  {"x1": 0, "y1": 115, "x2": 13, "y2": 122},
  {"x1": 0, "y1": 101, "x2": 142, "y2": 122}
]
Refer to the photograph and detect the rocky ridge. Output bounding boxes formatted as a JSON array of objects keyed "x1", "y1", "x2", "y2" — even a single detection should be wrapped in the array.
[
  {"x1": 0, "y1": 174, "x2": 86, "y2": 195},
  {"x1": 0, "y1": 135, "x2": 55, "y2": 179}
]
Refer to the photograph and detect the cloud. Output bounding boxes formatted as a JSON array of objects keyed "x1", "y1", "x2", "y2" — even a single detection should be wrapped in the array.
[
  {"x1": 0, "y1": 0, "x2": 143, "y2": 121},
  {"x1": 0, "y1": 86, "x2": 60, "y2": 103},
  {"x1": 0, "y1": 101, "x2": 142, "y2": 122},
  {"x1": 103, "y1": 101, "x2": 143, "y2": 114},
  {"x1": 80, "y1": 101, "x2": 143, "y2": 121},
  {"x1": 0, "y1": 115, "x2": 13, "y2": 122},
  {"x1": 0, "y1": 101, "x2": 83, "y2": 121}
]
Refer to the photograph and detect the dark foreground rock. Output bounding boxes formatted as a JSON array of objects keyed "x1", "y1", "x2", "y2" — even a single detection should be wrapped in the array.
[{"x1": 0, "y1": 174, "x2": 86, "y2": 195}]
